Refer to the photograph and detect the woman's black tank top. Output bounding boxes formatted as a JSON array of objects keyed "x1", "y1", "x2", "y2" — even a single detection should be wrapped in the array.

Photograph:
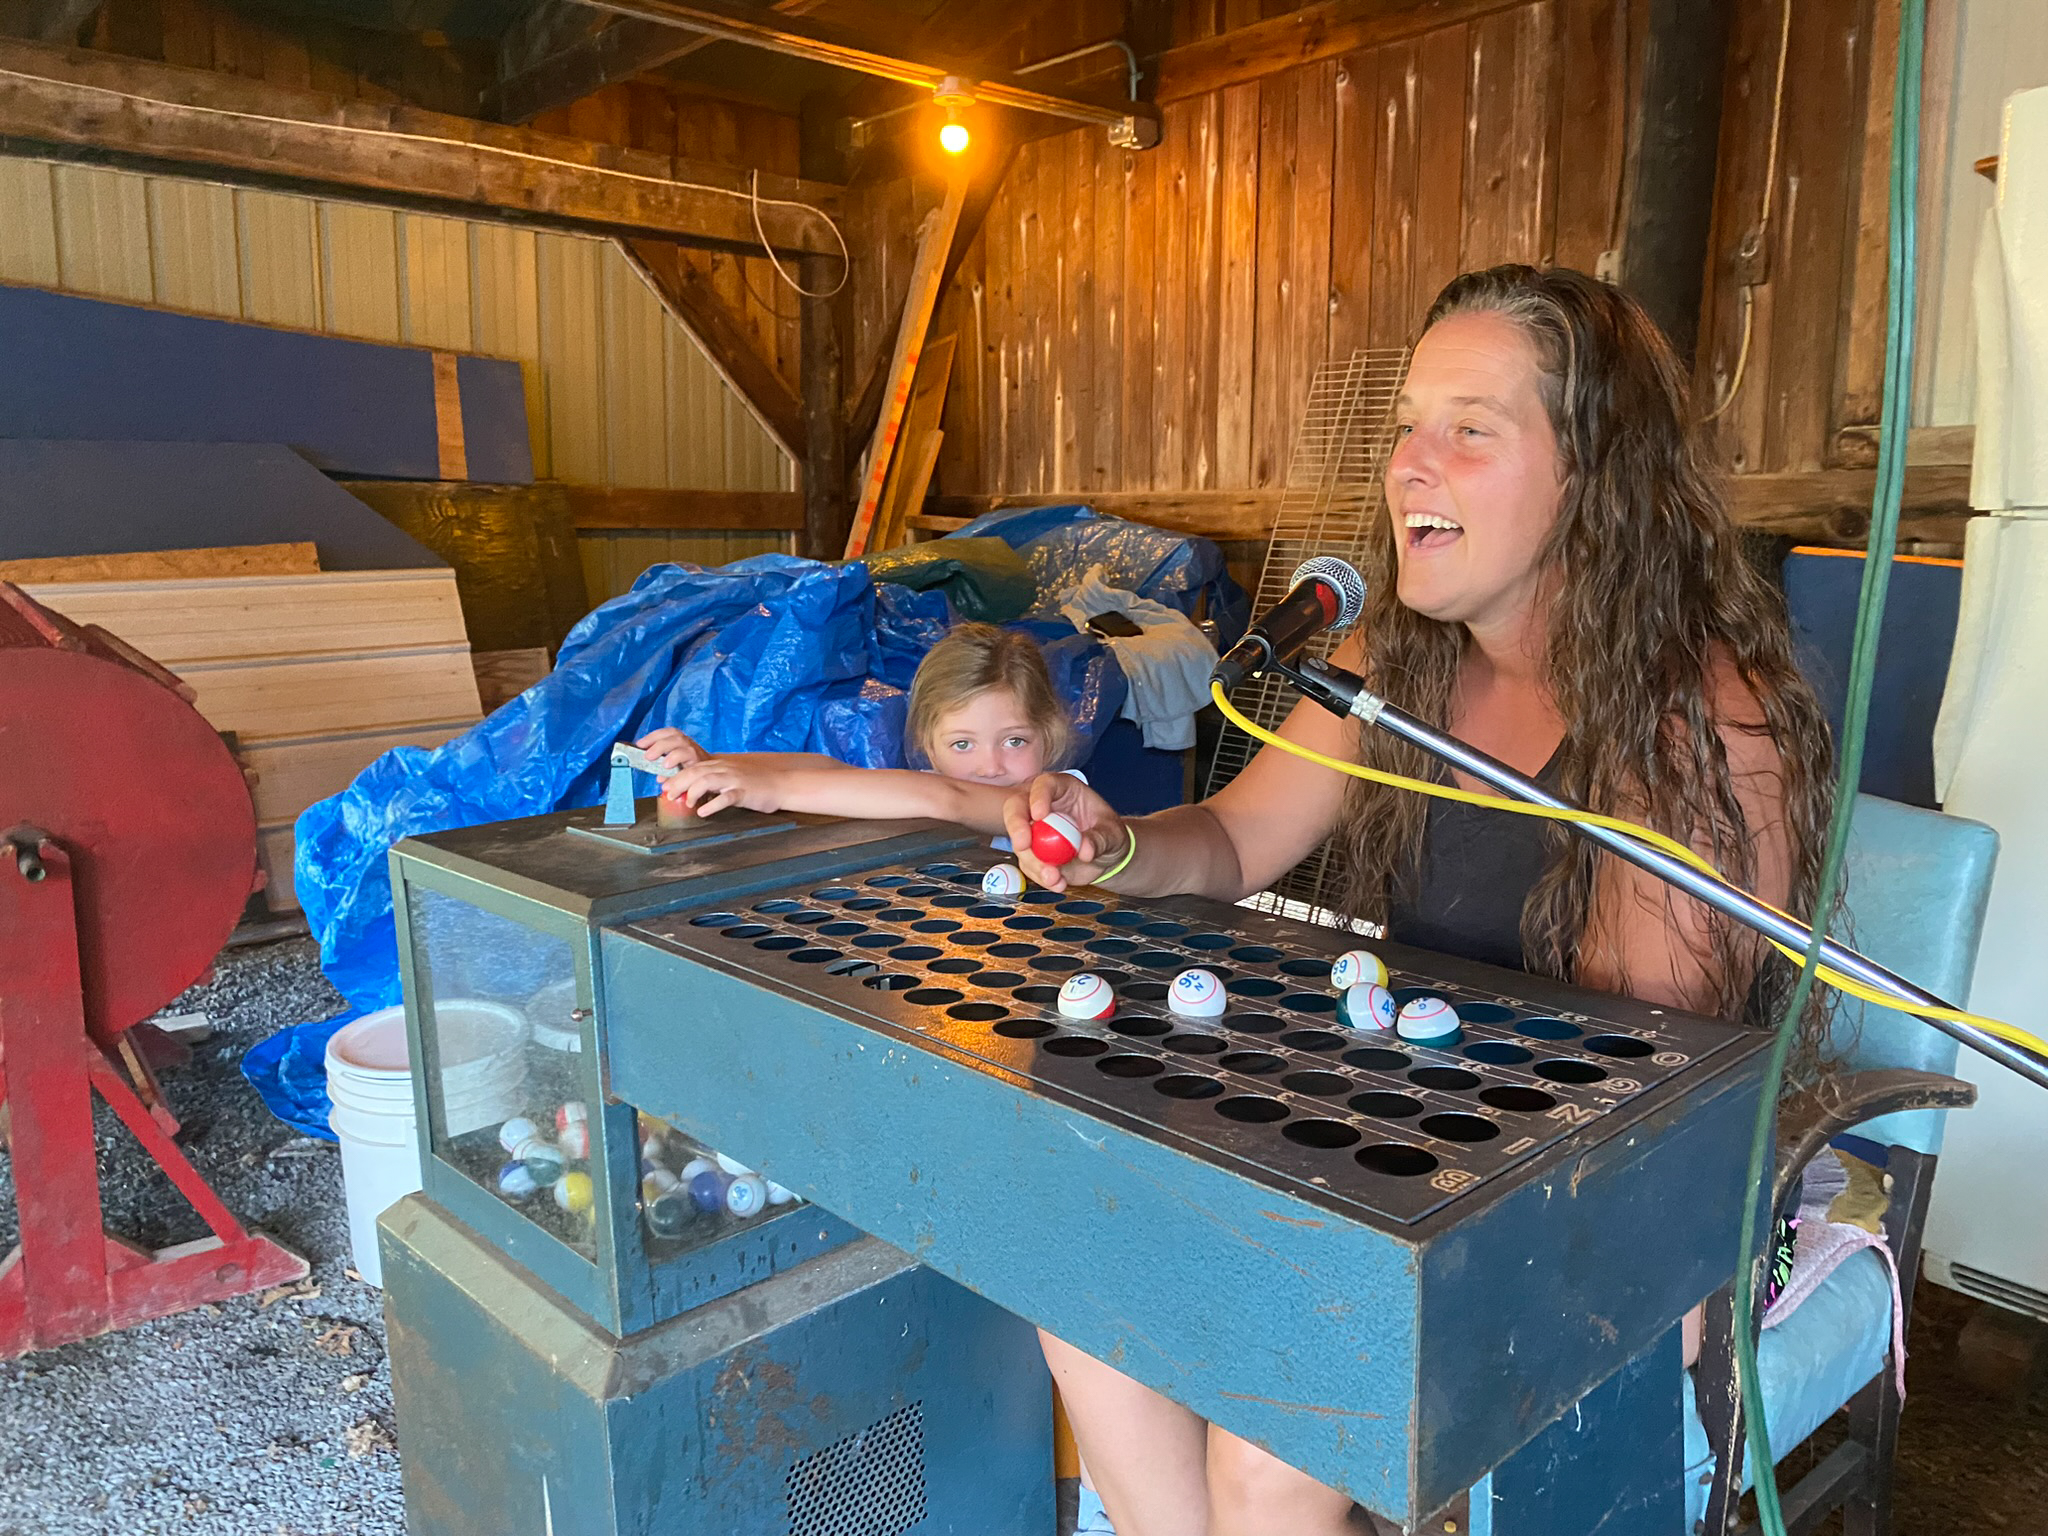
[{"x1": 1384, "y1": 747, "x2": 1563, "y2": 973}]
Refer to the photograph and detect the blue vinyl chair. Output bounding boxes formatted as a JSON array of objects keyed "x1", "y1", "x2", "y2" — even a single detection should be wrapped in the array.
[{"x1": 1688, "y1": 795, "x2": 1996, "y2": 1534}]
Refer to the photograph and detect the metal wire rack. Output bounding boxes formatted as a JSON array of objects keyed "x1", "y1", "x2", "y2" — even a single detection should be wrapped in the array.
[{"x1": 1206, "y1": 346, "x2": 1410, "y2": 917}]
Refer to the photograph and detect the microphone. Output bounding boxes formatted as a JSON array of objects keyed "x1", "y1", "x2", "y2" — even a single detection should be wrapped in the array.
[{"x1": 1210, "y1": 557, "x2": 1367, "y2": 692}]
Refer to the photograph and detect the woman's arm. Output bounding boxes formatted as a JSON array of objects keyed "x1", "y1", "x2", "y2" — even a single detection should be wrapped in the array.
[
  {"x1": 1004, "y1": 636, "x2": 1372, "y2": 898},
  {"x1": 665, "y1": 757, "x2": 1016, "y2": 831}
]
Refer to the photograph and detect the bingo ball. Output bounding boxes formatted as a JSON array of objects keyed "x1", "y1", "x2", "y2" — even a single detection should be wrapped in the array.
[
  {"x1": 553, "y1": 1170, "x2": 595, "y2": 1214},
  {"x1": 689, "y1": 1168, "x2": 732, "y2": 1213},
  {"x1": 496, "y1": 1161, "x2": 540, "y2": 1200},
  {"x1": 642, "y1": 1133, "x2": 668, "y2": 1162},
  {"x1": 1396, "y1": 995, "x2": 1462, "y2": 1045},
  {"x1": 726, "y1": 1173, "x2": 770, "y2": 1218},
  {"x1": 555, "y1": 1101, "x2": 589, "y2": 1134},
  {"x1": 498, "y1": 1116, "x2": 540, "y2": 1156},
  {"x1": 641, "y1": 1168, "x2": 679, "y2": 1203},
  {"x1": 644, "y1": 1188, "x2": 695, "y2": 1240},
  {"x1": 679, "y1": 1157, "x2": 716, "y2": 1185},
  {"x1": 981, "y1": 863, "x2": 1026, "y2": 899},
  {"x1": 1331, "y1": 949, "x2": 1390, "y2": 991},
  {"x1": 714, "y1": 1152, "x2": 754, "y2": 1177},
  {"x1": 1338, "y1": 982, "x2": 1399, "y2": 1033},
  {"x1": 1168, "y1": 968, "x2": 1227, "y2": 1018},
  {"x1": 557, "y1": 1118, "x2": 591, "y2": 1160},
  {"x1": 767, "y1": 1181, "x2": 797, "y2": 1206},
  {"x1": 1030, "y1": 813, "x2": 1083, "y2": 866},
  {"x1": 516, "y1": 1139, "x2": 566, "y2": 1185},
  {"x1": 1057, "y1": 972, "x2": 1116, "y2": 1021}
]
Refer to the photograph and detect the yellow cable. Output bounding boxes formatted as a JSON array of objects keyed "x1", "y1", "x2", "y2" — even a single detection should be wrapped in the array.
[{"x1": 1211, "y1": 683, "x2": 2048, "y2": 1063}]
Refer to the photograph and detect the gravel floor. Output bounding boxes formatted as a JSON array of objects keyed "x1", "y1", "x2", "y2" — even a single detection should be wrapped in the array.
[{"x1": 2, "y1": 938, "x2": 2041, "y2": 1536}]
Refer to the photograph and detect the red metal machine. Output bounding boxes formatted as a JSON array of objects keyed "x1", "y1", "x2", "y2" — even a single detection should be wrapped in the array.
[{"x1": 0, "y1": 583, "x2": 306, "y2": 1358}]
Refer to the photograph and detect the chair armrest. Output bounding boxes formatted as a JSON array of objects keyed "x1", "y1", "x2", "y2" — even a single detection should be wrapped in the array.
[{"x1": 1770, "y1": 1069, "x2": 1976, "y2": 1222}]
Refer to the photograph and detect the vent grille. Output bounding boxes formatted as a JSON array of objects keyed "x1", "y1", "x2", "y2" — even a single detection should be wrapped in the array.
[
  {"x1": 785, "y1": 1401, "x2": 928, "y2": 1536},
  {"x1": 1949, "y1": 1263, "x2": 2048, "y2": 1324}
]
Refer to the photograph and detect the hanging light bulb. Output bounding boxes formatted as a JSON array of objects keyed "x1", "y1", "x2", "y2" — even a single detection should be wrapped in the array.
[
  {"x1": 939, "y1": 115, "x2": 970, "y2": 154},
  {"x1": 932, "y1": 75, "x2": 974, "y2": 157}
]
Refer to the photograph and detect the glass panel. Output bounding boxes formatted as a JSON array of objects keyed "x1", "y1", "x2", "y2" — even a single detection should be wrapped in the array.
[
  {"x1": 409, "y1": 886, "x2": 596, "y2": 1258},
  {"x1": 637, "y1": 1116, "x2": 804, "y2": 1260}
]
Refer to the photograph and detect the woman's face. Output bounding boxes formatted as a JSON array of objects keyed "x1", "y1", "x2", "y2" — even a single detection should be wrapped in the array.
[
  {"x1": 927, "y1": 687, "x2": 1048, "y2": 786},
  {"x1": 1385, "y1": 310, "x2": 1565, "y2": 638}
]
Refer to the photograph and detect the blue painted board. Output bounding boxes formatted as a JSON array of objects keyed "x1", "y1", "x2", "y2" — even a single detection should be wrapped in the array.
[{"x1": 0, "y1": 281, "x2": 532, "y2": 482}]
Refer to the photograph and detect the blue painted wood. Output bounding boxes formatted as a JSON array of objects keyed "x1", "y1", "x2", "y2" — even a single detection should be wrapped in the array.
[
  {"x1": 599, "y1": 925, "x2": 1767, "y2": 1524},
  {"x1": 0, "y1": 282, "x2": 530, "y2": 482}
]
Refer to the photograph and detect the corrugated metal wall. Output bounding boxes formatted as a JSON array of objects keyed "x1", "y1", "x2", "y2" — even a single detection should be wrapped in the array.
[{"x1": 0, "y1": 154, "x2": 796, "y2": 598}]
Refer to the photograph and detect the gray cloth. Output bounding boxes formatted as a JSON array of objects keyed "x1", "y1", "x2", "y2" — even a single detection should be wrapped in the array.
[{"x1": 1058, "y1": 565, "x2": 1217, "y2": 751}]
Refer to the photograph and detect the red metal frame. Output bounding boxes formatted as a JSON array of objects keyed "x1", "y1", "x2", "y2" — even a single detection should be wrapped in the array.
[{"x1": 0, "y1": 835, "x2": 305, "y2": 1358}]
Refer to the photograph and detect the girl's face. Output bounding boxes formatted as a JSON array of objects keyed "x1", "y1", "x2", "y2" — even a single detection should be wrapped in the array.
[
  {"x1": 927, "y1": 687, "x2": 1049, "y2": 786},
  {"x1": 1385, "y1": 310, "x2": 1566, "y2": 638}
]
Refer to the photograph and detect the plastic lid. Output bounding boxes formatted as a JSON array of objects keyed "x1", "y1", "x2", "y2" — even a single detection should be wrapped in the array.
[{"x1": 326, "y1": 1006, "x2": 411, "y2": 1074}]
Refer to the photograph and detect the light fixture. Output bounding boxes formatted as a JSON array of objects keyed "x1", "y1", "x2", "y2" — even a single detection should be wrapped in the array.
[
  {"x1": 939, "y1": 118, "x2": 970, "y2": 154},
  {"x1": 933, "y1": 74, "x2": 974, "y2": 156}
]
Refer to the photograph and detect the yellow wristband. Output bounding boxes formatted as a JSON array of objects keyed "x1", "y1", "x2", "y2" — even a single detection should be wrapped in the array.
[{"x1": 1095, "y1": 822, "x2": 1138, "y2": 886}]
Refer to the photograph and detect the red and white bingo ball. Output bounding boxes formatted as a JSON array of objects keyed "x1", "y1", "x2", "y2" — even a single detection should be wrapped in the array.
[
  {"x1": 1396, "y1": 995, "x2": 1462, "y2": 1045},
  {"x1": 1169, "y1": 968, "x2": 1227, "y2": 1018},
  {"x1": 1337, "y1": 981, "x2": 1398, "y2": 1033},
  {"x1": 1030, "y1": 812, "x2": 1083, "y2": 866},
  {"x1": 1330, "y1": 949, "x2": 1389, "y2": 991},
  {"x1": 555, "y1": 1101, "x2": 588, "y2": 1134},
  {"x1": 981, "y1": 863, "x2": 1026, "y2": 899},
  {"x1": 1057, "y1": 971, "x2": 1116, "y2": 1021}
]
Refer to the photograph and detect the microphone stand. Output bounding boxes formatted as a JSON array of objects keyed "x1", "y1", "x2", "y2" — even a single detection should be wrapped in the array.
[{"x1": 1275, "y1": 655, "x2": 2048, "y2": 1092}]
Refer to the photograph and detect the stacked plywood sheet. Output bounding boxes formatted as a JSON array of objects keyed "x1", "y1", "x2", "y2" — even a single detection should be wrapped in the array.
[{"x1": 25, "y1": 569, "x2": 481, "y2": 912}]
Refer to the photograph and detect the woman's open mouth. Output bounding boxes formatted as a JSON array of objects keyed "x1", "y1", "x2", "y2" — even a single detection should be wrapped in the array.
[{"x1": 1405, "y1": 512, "x2": 1464, "y2": 551}]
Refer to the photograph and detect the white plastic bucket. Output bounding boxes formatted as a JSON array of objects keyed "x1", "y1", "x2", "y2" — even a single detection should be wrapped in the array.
[{"x1": 325, "y1": 999, "x2": 528, "y2": 1286}]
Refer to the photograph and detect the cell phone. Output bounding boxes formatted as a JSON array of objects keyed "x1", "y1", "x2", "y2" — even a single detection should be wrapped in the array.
[{"x1": 1086, "y1": 612, "x2": 1145, "y2": 639}]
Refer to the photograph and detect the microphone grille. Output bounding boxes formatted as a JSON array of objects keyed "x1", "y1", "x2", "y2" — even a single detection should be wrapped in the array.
[{"x1": 1290, "y1": 556, "x2": 1367, "y2": 629}]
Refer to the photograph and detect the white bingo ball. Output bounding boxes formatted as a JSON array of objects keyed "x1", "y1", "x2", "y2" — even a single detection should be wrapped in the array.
[
  {"x1": 714, "y1": 1152, "x2": 754, "y2": 1178},
  {"x1": 981, "y1": 863, "x2": 1026, "y2": 899},
  {"x1": 1169, "y1": 968, "x2": 1227, "y2": 1018},
  {"x1": 766, "y1": 1181, "x2": 797, "y2": 1206},
  {"x1": 1331, "y1": 949, "x2": 1390, "y2": 991},
  {"x1": 498, "y1": 1116, "x2": 541, "y2": 1155},
  {"x1": 1338, "y1": 982, "x2": 1399, "y2": 1033},
  {"x1": 679, "y1": 1157, "x2": 716, "y2": 1185},
  {"x1": 726, "y1": 1173, "x2": 770, "y2": 1218},
  {"x1": 555, "y1": 1101, "x2": 589, "y2": 1133},
  {"x1": 1396, "y1": 995, "x2": 1462, "y2": 1044},
  {"x1": 557, "y1": 1118, "x2": 591, "y2": 1160},
  {"x1": 1057, "y1": 972, "x2": 1116, "y2": 1021}
]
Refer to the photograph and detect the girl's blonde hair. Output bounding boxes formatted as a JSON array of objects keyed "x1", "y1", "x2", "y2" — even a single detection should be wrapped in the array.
[{"x1": 905, "y1": 623, "x2": 1074, "y2": 769}]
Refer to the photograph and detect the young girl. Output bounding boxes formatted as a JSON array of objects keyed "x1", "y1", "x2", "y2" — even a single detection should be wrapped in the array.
[{"x1": 638, "y1": 622, "x2": 1077, "y2": 830}]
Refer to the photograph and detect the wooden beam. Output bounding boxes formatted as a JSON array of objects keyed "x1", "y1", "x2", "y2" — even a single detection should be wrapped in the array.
[
  {"x1": 566, "y1": 485, "x2": 806, "y2": 530},
  {"x1": 800, "y1": 251, "x2": 850, "y2": 559},
  {"x1": 928, "y1": 491, "x2": 1284, "y2": 542},
  {"x1": 1152, "y1": 0, "x2": 1527, "y2": 104},
  {"x1": 0, "y1": 0, "x2": 102, "y2": 45},
  {"x1": 618, "y1": 240, "x2": 808, "y2": 459},
  {"x1": 0, "y1": 37, "x2": 842, "y2": 254}
]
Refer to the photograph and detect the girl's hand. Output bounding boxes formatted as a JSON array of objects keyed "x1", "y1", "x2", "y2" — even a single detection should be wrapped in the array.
[
  {"x1": 1002, "y1": 773, "x2": 1129, "y2": 893},
  {"x1": 635, "y1": 727, "x2": 708, "y2": 778},
  {"x1": 663, "y1": 758, "x2": 785, "y2": 817}
]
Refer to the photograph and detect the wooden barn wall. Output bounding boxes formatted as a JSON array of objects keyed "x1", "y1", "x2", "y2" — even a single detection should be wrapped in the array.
[{"x1": 911, "y1": 0, "x2": 1632, "y2": 505}]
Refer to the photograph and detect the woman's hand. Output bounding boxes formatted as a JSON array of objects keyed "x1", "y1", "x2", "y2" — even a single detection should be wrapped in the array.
[
  {"x1": 635, "y1": 727, "x2": 707, "y2": 778},
  {"x1": 663, "y1": 758, "x2": 787, "y2": 818},
  {"x1": 1002, "y1": 773, "x2": 1129, "y2": 893}
]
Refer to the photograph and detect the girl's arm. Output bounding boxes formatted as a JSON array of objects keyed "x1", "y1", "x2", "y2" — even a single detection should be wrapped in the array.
[
  {"x1": 633, "y1": 728, "x2": 841, "y2": 777},
  {"x1": 665, "y1": 758, "x2": 1017, "y2": 832}
]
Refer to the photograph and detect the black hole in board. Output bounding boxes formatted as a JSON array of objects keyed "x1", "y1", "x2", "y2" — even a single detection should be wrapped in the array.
[
  {"x1": 947, "y1": 1002, "x2": 1008, "y2": 1023},
  {"x1": 994, "y1": 1017, "x2": 1056, "y2": 1039},
  {"x1": 1458, "y1": 1002, "x2": 1517, "y2": 1024},
  {"x1": 889, "y1": 945, "x2": 943, "y2": 962},
  {"x1": 1131, "y1": 950, "x2": 1184, "y2": 970},
  {"x1": 1480, "y1": 1085, "x2": 1556, "y2": 1113},
  {"x1": 1030, "y1": 955, "x2": 1085, "y2": 974},
  {"x1": 1219, "y1": 1051, "x2": 1286, "y2": 1075},
  {"x1": 973, "y1": 971, "x2": 1028, "y2": 989},
  {"x1": 852, "y1": 932, "x2": 897, "y2": 948},
  {"x1": 1020, "y1": 889, "x2": 1065, "y2": 905},
  {"x1": 952, "y1": 930, "x2": 1000, "y2": 947},
  {"x1": 912, "y1": 918, "x2": 962, "y2": 934},
  {"x1": 1284, "y1": 1119, "x2": 1363, "y2": 1150},
  {"x1": 1004, "y1": 915, "x2": 1055, "y2": 931},
  {"x1": 1216, "y1": 1096, "x2": 1289, "y2": 1124},
  {"x1": 755, "y1": 899, "x2": 801, "y2": 912},
  {"x1": 721, "y1": 923, "x2": 772, "y2": 939},
  {"x1": 879, "y1": 907, "x2": 923, "y2": 923},
  {"x1": 1585, "y1": 1034, "x2": 1654, "y2": 1058},
  {"x1": 866, "y1": 875, "x2": 911, "y2": 887},
  {"x1": 785, "y1": 910, "x2": 832, "y2": 925},
  {"x1": 915, "y1": 864, "x2": 965, "y2": 877},
  {"x1": 1281, "y1": 1070, "x2": 1353, "y2": 1097},
  {"x1": 1184, "y1": 932, "x2": 1236, "y2": 950},
  {"x1": 1087, "y1": 938, "x2": 1141, "y2": 956},
  {"x1": 1103, "y1": 910, "x2": 1149, "y2": 928},
  {"x1": 896, "y1": 884, "x2": 943, "y2": 898},
  {"x1": 928, "y1": 956, "x2": 983, "y2": 975},
  {"x1": 1280, "y1": 1030, "x2": 1348, "y2": 1053},
  {"x1": 864, "y1": 974, "x2": 917, "y2": 992},
  {"x1": 1535, "y1": 1059, "x2": 1608, "y2": 1085},
  {"x1": 1227, "y1": 977, "x2": 1286, "y2": 997},
  {"x1": 842, "y1": 897, "x2": 891, "y2": 912},
  {"x1": 1229, "y1": 1013, "x2": 1285, "y2": 1035},
  {"x1": 967, "y1": 904, "x2": 1013, "y2": 919},
  {"x1": 754, "y1": 935, "x2": 805, "y2": 951},
  {"x1": 1409, "y1": 1066, "x2": 1481, "y2": 1091},
  {"x1": 1518, "y1": 1016, "x2": 1582, "y2": 1040},
  {"x1": 990, "y1": 942, "x2": 1041, "y2": 959},
  {"x1": 1229, "y1": 945, "x2": 1283, "y2": 963},
  {"x1": 1391, "y1": 987, "x2": 1440, "y2": 1006},
  {"x1": 1097, "y1": 1055, "x2": 1165, "y2": 1079},
  {"x1": 1343, "y1": 1046, "x2": 1412, "y2": 1073},
  {"x1": 1155, "y1": 1075, "x2": 1224, "y2": 1100},
  {"x1": 1012, "y1": 984, "x2": 1059, "y2": 1004},
  {"x1": 810, "y1": 887, "x2": 859, "y2": 900},
  {"x1": 787, "y1": 948, "x2": 839, "y2": 964},
  {"x1": 1043, "y1": 1036, "x2": 1110, "y2": 1058},
  {"x1": 1277, "y1": 958, "x2": 1329, "y2": 977},
  {"x1": 1463, "y1": 1041, "x2": 1534, "y2": 1066},
  {"x1": 826, "y1": 958, "x2": 879, "y2": 977},
  {"x1": 1089, "y1": 970, "x2": 1132, "y2": 987},
  {"x1": 1045, "y1": 926, "x2": 1096, "y2": 942},
  {"x1": 932, "y1": 893, "x2": 979, "y2": 908},
  {"x1": 1138, "y1": 921, "x2": 1189, "y2": 938},
  {"x1": 689, "y1": 911, "x2": 741, "y2": 926},
  {"x1": 818, "y1": 922, "x2": 869, "y2": 938},
  {"x1": 904, "y1": 987, "x2": 965, "y2": 1006},
  {"x1": 1057, "y1": 899, "x2": 1106, "y2": 915},
  {"x1": 1349, "y1": 1091, "x2": 1424, "y2": 1118},
  {"x1": 1356, "y1": 1143, "x2": 1439, "y2": 1177},
  {"x1": 1111, "y1": 1015, "x2": 1172, "y2": 1038},
  {"x1": 1421, "y1": 1112, "x2": 1501, "y2": 1144},
  {"x1": 1164, "y1": 1032, "x2": 1227, "y2": 1055},
  {"x1": 1281, "y1": 993, "x2": 1338, "y2": 1014},
  {"x1": 1124, "y1": 982, "x2": 1168, "y2": 1002}
]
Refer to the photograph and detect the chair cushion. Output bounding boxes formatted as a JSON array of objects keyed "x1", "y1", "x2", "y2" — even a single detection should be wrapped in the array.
[{"x1": 1681, "y1": 1249, "x2": 1895, "y2": 1531}]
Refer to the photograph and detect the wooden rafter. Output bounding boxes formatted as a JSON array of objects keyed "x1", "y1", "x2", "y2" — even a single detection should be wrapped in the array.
[
  {"x1": 0, "y1": 36, "x2": 843, "y2": 253},
  {"x1": 0, "y1": 0, "x2": 102, "y2": 45}
]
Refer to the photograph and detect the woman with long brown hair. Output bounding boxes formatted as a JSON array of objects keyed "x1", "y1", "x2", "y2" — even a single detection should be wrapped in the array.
[{"x1": 1003, "y1": 264, "x2": 1836, "y2": 1536}]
